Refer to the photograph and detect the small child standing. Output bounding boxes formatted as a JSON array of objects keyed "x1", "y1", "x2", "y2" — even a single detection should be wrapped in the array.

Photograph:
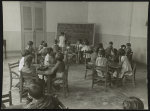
[{"x1": 95, "y1": 49, "x2": 108, "y2": 77}]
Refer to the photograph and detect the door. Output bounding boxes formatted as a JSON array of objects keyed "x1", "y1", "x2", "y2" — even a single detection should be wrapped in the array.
[{"x1": 20, "y1": 1, "x2": 46, "y2": 50}]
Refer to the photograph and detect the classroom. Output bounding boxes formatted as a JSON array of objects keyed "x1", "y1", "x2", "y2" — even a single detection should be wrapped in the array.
[{"x1": 2, "y1": 1, "x2": 148, "y2": 109}]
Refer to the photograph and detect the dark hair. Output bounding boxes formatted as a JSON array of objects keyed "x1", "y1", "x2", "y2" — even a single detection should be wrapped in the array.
[
  {"x1": 121, "y1": 45, "x2": 126, "y2": 48},
  {"x1": 24, "y1": 55, "x2": 33, "y2": 66},
  {"x1": 119, "y1": 49, "x2": 125, "y2": 56},
  {"x1": 28, "y1": 84, "x2": 44, "y2": 100},
  {"x1": 123, "y1": 96, "x2": 144, "y2": 110},
  {"x1": 43, "y1": 43, "x2": 47, "y2": 47},
  {"x1": 61, "y1": 32, "x2": 65, "y2": 35},
  {"x1": 109, "y1": 41, "x2": 113, "y2": 45},
  {"x1": 99, "y1": 49, "x2": 105, "y2": 57},
  {"x1": 126, "y1": 43, "x2": 131, "y2": 46},
  {"x1": 47, "y1": 47, "x2": 53, "y2": 54},
  {"x1": 54, "y1": 39, "x2": 58, "y2": 44},
  {"x1": 28, "y1": 41, "x2": 33, "y2": 45},
  {"x1": 113, "y1": 48, "x2": 118, "y2": 55},
  {"x1": 55, "y1": 52, "x2": 64, "y2": 61},
  {"x1": 41, "y1": 41, "x2": 45, "y2": 45}
]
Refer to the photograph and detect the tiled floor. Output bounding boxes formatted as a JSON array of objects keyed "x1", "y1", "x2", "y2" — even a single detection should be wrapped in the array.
[{"x1": 3, "y1": 57, "x2": 148, "y2": 109}]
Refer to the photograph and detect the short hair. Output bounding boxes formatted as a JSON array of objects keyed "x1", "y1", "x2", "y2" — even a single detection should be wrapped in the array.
[
  {"x1": 28, "y1": 83, "x2": 44, "y2": 99},
  {"x1": 43, "y1": 43, "x2": 47, "y2": 47},
  {"x1": 123, "y1": 96, "x2": 144, "y2": 110},
  {"x1": 109, "y1": 41, "x2": 113, "y2": 45},
  {"x1": 126, "y1": 43, "x2": 131, "y2": 46},
  {"x1": 121, "y1": 45, "x2": 126, "y2": 48},
  {"x1": 28, "y1": 41, "x2": 33, "y2": 45},
  {"x1": 55, "y1": 52, "x2": 64, "y2": 61},
  {"x1": 118, "y1": 49, "x2": 125, "y2": 56},
  {"x1": 41, "y1": 41, "x2": 45, "y2": 45}
]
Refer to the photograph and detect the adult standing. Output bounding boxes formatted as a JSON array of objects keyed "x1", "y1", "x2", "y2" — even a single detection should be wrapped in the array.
[{"x1": 58, "y1": 32, "x2": 66, "y2": 53}]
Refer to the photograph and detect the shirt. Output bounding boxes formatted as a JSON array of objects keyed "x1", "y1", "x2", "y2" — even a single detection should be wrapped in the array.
[
  {"x1": 59, "y1": 36, "x2": 66, "y2": 47},
  {"x1": 44, "y1": 54, "x2": 55, "y2": 66},
  {"x1": 19, "y1": 57, "x2": 25, "y2": 72},
  {"x1": 95, "y1": 56, "x2": 107, "y2": 67}
]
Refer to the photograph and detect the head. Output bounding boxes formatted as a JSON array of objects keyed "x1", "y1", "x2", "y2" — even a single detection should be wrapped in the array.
[
  {"x1": 28, "y1": 83, "x2": 44, "y2": 100},
  {"x1": 123, "y1": 96, "x2": 144, "y2": 110},
  {"x1": 113, "y1": 48, "x2": 118, "y2": 56},
  {"x1": 47, "y1": 47, "x2": 53, "y2": 54},
  {"x1": 54, "y1": 39, "x2": 58, "y2": 44},
  {"x1": 24, "y1": 55, "x2": 33, "y2": 68},
  {"x1": 43, "y1": 43, "x2": 47, "y2": 47},
  {"x1": 119, "y1": 49, "x2": 126, "y2": 56},
  {"x1": 28, "y1": 41, "x2": 33, "y2": 46},
  {"x1": 55, "y1": 52, "x2": 64, "y2": 61},
  {"x1": 41, "y1": 41, "x2": 45, "y2": 45},
  {"x1": 121, "y1": 45, "x2": 126, "y2": 49},
  {"x1": 109, "y1": 41, "x2": 113, "y2": 47},
  {"x1": 126, "y1": 43, "x2": 131, "y2": 48},
  {"x1": 98, "y1": 49, "x2": 105, "y2": 57},
  {"x1": 98, "y1": 43, "x2": 103, "y2": 48},
  {"x1": 61, "y1": 32, "x2": 65, "y2": 36}
]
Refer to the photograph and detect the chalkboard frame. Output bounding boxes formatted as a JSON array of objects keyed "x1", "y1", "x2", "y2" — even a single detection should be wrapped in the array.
[{"x1": 56, "y1": 23, "x2": 95, "y2": 46}]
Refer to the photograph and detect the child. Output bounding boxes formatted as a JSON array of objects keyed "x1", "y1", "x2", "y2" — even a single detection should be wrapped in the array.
[
  {"x1": 125, "y1": 43, "x2": 133, "y2": 64},
  {"x1": 58, "y1": 32, "x2": 66, "y2": 53},
  {"x1": 105, "y1": 41, "x2": 114, "y2": 59},
  {"x1": 19, "y1": 50, "x2": 30, "y2": 72},
  {"x1": 114, "y1": 49, "x2": 132, "y2": 78},
  {"x1": 95, "y1": 49, "x2": 108, "y2": 77},
  {"x1": 24, "y1": 83, "x2": 66, "y2": 109},
  {"x1": 75, "y1": 39, "x2": 83, "y2": 63},
  {"x1": 111, "y1": 48, "x2": 119, "y2": 63},
  {"x1": 96, "y1": 43, "x2": 104, "y2": 53},
  {"x1": 38, "y1": 41, "x2": 45, "y2": 51},
  {"x1": 52, "y1": 39, "x2": 60, "y2": 55},
  {"x1": 123, "y1": 96, "x2": 144, "y2": 110},
  {"x1": 44, "y1": 47, "x2": 56, "y2": 66},
  {"x1": 81, "y1": 40, "x2": 92, "y2": 63},
  {"x1": 25, "y1": 41, "x2": 35, "y2": 56},
  {"x1": 90, "y1": 47, "x2": 98, "y2": 64},
  {"x1": 118, "y1": 45, "x2": 126, "y2": 55}
]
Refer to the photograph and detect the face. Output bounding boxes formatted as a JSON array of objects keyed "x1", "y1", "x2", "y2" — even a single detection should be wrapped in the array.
[{"x1": 109, "y1": 43, "x2": 113, "y2": 47}]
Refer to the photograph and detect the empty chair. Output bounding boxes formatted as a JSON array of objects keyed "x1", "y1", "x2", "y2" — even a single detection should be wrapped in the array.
[{"x1": 8, "y1": 61, "x2": 20, "y2": 90}]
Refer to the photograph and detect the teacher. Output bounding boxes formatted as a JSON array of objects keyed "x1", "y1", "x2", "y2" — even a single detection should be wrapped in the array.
[{"x1": 58, "y1": 32, "x2": 66, "y2": 53}]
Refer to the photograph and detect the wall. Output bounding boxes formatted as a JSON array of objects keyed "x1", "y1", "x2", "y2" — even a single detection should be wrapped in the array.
[
  {"x1": 3, "y1": 1, "x2": 21, "y2": 53},
  {"x1": 46, "y1": 2, "x2": 88, "y2": 47},
  {"x1": 88, "y1": 2, "x2": 148, "y2": 64}
]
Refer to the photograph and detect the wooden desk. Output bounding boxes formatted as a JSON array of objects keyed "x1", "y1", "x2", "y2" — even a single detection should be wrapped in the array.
[{"x1": 3, "y1": 40, "x2": 6, "y2": 59}]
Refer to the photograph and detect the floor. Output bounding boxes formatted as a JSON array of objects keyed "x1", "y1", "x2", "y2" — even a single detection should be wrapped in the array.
[{"x1": 3, "y1": 56, "x2": 148, "y2": 109}]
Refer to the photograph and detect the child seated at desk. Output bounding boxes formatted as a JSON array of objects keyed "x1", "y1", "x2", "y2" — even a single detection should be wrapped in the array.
[
  {"x1": 95, "y1": 49, "x2": 108, "y2": 77},
  {"x1": 44, "y1": 47, "x2": 56, "y2": 66},
  {"x1": 90, "y1": 47, "x2": 98, "y2": 64},
  {"x1": 113, "y1": 49, "x2": 132, "y2": 78},
  {"x1": 38, "y1": 41, "x2": 45, "y2": 52}
]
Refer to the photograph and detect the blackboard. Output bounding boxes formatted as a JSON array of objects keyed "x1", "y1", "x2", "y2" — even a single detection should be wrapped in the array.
[{"x1": 57, "y1": 23, "x2": 95, "y2": 45}]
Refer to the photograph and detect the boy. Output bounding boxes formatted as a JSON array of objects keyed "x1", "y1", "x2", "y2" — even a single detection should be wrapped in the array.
[
  {"x1": 125, "y1": 43, "x2": 133, "y2": 64},
  {"x1": 25, "y1": 41, "x2": 35, "y2": 56},
  {"x1": 52, "y1": 39, "x2": 60, "y2": 55},
  {"x1": 105, "y1": 41, "x2": 114, "y2": 59}
]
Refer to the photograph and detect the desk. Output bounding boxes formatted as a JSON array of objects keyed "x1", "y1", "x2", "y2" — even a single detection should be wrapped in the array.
[{"x1": 3, "y1": 40, "x2": 6, "y2": 59}]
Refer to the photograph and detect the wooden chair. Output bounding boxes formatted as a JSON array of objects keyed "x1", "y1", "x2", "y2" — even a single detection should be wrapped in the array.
[
  {"x1": 1, "y1": 91, "x2": 12, "y2": 108},
  {"x1": 52, "y1": 65, "x2": 69, "y2": 97},
  {"x1": 84, "y1": 52, "x2": 93, "y2": 79},
  {"x1": 19, "y1": 71, "x2": 38, "y2": 102},
  {"x1": 122, "y1": 62, "x2": 136, "y2": 87},
  {"x1": 8, "y1": 61, "x2": 20, "y2": 90},
  {"x1": 92, "y1": 65, "x2": 111, "y2": 91}
]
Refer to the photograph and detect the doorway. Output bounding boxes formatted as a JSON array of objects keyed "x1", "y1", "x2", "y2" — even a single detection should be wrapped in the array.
[{"x1": 20, "y1": 1, "x2": 46, "y2": 50}]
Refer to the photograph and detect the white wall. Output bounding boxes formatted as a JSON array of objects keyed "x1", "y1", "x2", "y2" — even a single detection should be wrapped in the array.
[
  {"x1": 3, "y1": 1, "x2": 21, "y2": 51},
  {"x1": 46, "y1": 2, "x2": 88, "y2": 47},
  {"x1": 88, "y1": 2, "x2": 148, "y2": 64}
]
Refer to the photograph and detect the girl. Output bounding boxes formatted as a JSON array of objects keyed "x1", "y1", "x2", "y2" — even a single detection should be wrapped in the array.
[
  {"x1": 114, "y1": 49, "x2": 132, "y2": 78},
  {"x1": 95, "y1": 49, "x2": 108, "y2": 77},
  {"x1": 44, "y1": 47, "x2": 56, "y2": 66}
]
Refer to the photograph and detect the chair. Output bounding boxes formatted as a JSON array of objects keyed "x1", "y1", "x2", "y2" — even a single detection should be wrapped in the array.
[
  {"x1": 1, "y1": 91, "x2": 12, "y2": 108},
  {"x1": 122, "y1": 62, "x2": 136, "y2": 87},
  {"x1": 52, "y1": 64, "x2": 69, "y2": 97},
  {"x1": 8, "y1": 61, "x2": 20, "y2": 90},
  {"x1": 84, "y1": 52, "x2": 93, "y2": 79},
  {"x1": 92, "y1": 65, "x2": 111, "y2": 91},
  {"x1": 19, "y1": 71, "x2": 38, "y2": 102}
]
